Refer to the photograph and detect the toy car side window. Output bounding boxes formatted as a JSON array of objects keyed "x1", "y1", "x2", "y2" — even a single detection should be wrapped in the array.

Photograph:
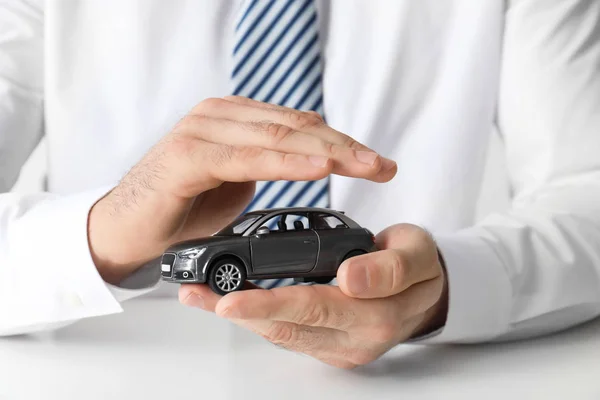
[
  {"x1": 282, "y1": 213, "x2": 309, "y2": 231},
  {"x1": 312, "y1": 213, "x2": 348, "y2": 230},
  {"x1": 259, "y1": 213, "x2": 309, "y2": 232},
  {"x1": 261, "y1": 214, "x2": 286, "y2": 232}
]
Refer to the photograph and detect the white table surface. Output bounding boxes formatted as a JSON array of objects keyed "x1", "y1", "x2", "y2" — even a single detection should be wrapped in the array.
[{"x1": 1, "y1": 297, "x2": 599, "y2": 400}]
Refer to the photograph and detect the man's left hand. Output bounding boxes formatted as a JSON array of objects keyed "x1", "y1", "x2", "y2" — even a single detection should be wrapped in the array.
[{"x1": 179, "y1": 223, "x2": 448, "y2": 369}]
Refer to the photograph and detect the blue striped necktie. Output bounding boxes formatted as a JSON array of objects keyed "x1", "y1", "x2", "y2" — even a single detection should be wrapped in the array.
[{"x1": 232, "y1": 0, "x2": 329, "y2": 289}]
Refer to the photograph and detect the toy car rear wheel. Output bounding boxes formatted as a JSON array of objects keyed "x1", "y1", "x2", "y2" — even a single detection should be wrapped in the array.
[
  {"x1": 313, "y1": 276, "x2": 335, "y2": 284},
  {"x1": 342, "y1": 250, "x2": 366, "y2": 263},
  {"x1": 312, "y1": 250, "x2": 366, "y2": 285},
  {"x1": 208, "y1": 258, "x2": 247, "y2": 296}
]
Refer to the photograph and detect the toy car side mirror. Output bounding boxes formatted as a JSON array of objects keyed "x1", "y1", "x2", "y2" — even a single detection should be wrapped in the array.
[{"x1": 255, "y1": 226, "x2": 270, "y2": 237}]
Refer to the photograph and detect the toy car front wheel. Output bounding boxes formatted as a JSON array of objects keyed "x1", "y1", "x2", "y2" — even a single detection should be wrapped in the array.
[{"x1": 208, "y1": 259, "x2": 247, "y2": 296}]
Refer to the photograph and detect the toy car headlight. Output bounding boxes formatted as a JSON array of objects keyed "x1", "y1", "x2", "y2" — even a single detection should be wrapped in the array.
[{"x1": 178, "y1": 247, "x2": 207, "y2": 259}]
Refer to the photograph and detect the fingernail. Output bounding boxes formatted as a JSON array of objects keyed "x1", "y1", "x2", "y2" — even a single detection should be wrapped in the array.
[
  {"x1": 184, "y1": 293, "x2": 205, "y2": 309},
  {"x1": 381, "y1": 158, "x2": 397, "y2": 171},
  {"x1": 309, "y1": 155, "x2": 329, "y2": 167},
  {"x1": 356, "y1": 151, "x2": 378, "y2": 166},
  {"x1": 347, "y1": 265, "x2": 370, "y2": 295}
]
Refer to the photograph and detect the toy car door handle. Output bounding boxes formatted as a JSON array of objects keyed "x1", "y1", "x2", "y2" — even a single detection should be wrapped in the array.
[{"x1": 303, "y1": 239, "x2": 315, "y2": 244}]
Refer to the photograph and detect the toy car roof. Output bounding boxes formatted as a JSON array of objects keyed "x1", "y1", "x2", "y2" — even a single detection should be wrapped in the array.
[
  {"x1": 245, "y1": 207, "x2": 359, "y2": 228},
  {"x1": 246, "y1": 206, "x2": 342, "y2": 215}
]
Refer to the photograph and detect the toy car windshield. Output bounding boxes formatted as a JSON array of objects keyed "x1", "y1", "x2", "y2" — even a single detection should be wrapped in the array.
[{"x1": 215, "y1": 212, "x2": 266, "y2": 236}]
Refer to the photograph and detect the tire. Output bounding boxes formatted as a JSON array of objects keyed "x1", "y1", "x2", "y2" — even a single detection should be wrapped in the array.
[
  {"x1": 313, "y1": 276, "x2": 334, "y2": 285},
  {"x1": 341, "y1": 250, "x2": 366, "y2": 264},
  {"x1": 313, "y1": 250, "x2": 366, "y2": 285},
  {"x1": 208, "y1": 258, "x2": 247, "y2": 296}
]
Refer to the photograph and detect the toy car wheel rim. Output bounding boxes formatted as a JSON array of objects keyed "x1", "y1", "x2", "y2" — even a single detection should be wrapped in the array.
[{"x1": 215, "y1": 263, "x2": 242, "y2": 292}]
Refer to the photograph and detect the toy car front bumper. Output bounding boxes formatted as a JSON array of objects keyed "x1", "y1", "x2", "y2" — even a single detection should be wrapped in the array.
[{"x1": 160, "y1": 252, "x2": 206, "y2": 283}]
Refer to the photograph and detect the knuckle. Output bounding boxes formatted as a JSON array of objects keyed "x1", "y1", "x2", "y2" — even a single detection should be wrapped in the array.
[
  {"x1": 388, "y1": 249, "x2": 407, "y2": 292},
  {"x1": 288, "y1": 111, "x2": 323, "y2": 130},
  {"x1": 301, "y1": 301, "x2": 330, "y2": 326},
  {"x1": 396, "y1": 224, "x2": 441, "y2": 279},
  {"x1": 307, "y1": 110, "x2": 325, "y2": 121},
  {"x1": 223, "y1": 95, "x2": 245, "y2": 103},
  {"x1": 320, "y1": 141, "x2": 336, "y2": 156},
  {"x1": 264, "y1": 323, "x2": 296, "y2": 345},
  {"x1": 171, "y1": 114, "x2": 207, "y2": 135},
  {"x1": 193, "y1": 97, "x2": 228, "y2": 114},
  {"x1": 174, "y1": 114, "x2": 210, "y2": 133},
  {"x1": 276, "y1": 152, "x2": 292, "y2": 169},
  {"x1": 342, "y1": 135, "x2": 361, "y2": 150},
  {"x1": 265, "y1": 122, "x2": 296, "y2": 146}
]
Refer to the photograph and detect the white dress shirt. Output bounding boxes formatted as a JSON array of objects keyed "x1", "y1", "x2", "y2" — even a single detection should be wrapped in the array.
[{"x1": 1, "y1": 0, "x2": 600, "y2": 342}]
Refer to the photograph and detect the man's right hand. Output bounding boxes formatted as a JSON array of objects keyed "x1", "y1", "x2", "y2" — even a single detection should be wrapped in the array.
[{"x1": 88, "y1": 96, "x2": 397, "y2": 285}]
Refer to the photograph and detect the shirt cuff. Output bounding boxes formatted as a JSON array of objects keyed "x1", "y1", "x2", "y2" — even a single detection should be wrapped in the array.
[
  {"x1": 413, "y1": 230, "x2": 512, "y2": 344},
  {"x1": 9, "y1": 187, "x2": 124, "y2": 326}
]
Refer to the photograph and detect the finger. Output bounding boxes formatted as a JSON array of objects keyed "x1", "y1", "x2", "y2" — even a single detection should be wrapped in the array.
[
  {"x1": 231, "y1": 317, "x2": 350, "y2": 352},
  {"x1": 230, "y1": 306, "x2": 400, "y2": 368},
  {"x1": 221, "y1": 97, "x2": 398, "y2": 179},
  {"x1": 180, "y1": 100, "x2": 396, "y2": 183},
  {"x1": 223, "y1": 96, "x2": 299, "y2": 113},
  {"x1": 174, "y1": 114, "x2": 394, "y2": 182},
  {"x1": 339, "y1": 277, "x2": 444, "y2": 347},
  {"x1": 223, "y1": 282, "x2": 442, "y2": 345},
  {"x1": 231, "y1": 318, "x2": 359, "y2": 369},
  {"x1": 179, "y1": 283, "x2": 221, "y2": 311},
  {"x1": 207, "y1": 97, "x2": 397, "y2": 170},
  {"x1": 220, "y1": 96, "x2": 372, "y2": 152},
  {"x1": 337, "y1": 225, "x2": 442, "y2": 299},
  {"x1": 219, "y1": 97, "x2": 330, "y2": 138},
  {"x1": 178, "y1": 281, "x2": 261, "y2": 312},
  {"x1": 336, "y1": 249, "x2": 440, "y2": 299},
  {"x1": 214, "y1": 284, "x2": 389, "y2": 330},
  {"x1": 163, "y1": 137, "x2": 332, "y2": 197},
  {"x1": 218, "y1": 97, "x2": 325, "y2": 130}
]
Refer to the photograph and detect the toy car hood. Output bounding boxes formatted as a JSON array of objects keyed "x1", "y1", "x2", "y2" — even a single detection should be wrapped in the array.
[{"x1": 165, "y1": 235, "x2": 244, "y2": 253}]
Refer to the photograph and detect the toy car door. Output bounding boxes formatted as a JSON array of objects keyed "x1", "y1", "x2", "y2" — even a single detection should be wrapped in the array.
[{"x1": 249, "y1": 213, "x2": 318, "y2": 275}]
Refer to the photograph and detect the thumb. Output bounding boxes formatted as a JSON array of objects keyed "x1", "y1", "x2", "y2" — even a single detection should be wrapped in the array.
[{"x1": 337, "y1": 224, "x2": 441, "y2": 299}]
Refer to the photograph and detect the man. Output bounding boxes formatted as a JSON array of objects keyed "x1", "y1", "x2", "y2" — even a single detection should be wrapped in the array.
[{"x1": 1, "y1": 0, "x2": 599, "y2": 369}]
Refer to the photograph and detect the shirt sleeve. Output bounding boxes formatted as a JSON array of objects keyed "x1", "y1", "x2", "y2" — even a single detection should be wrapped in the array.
[
  {"x1": 419, "y1": 0, "x2": 600, "y2": 344},
  {"x1": 0, "y1": 1, "x2": 158, "y2": 336}
]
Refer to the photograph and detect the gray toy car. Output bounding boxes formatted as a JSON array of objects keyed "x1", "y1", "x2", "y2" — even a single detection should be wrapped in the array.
[{"x1": 160, "y1": 207, "x2": 376, "y2": 295}]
